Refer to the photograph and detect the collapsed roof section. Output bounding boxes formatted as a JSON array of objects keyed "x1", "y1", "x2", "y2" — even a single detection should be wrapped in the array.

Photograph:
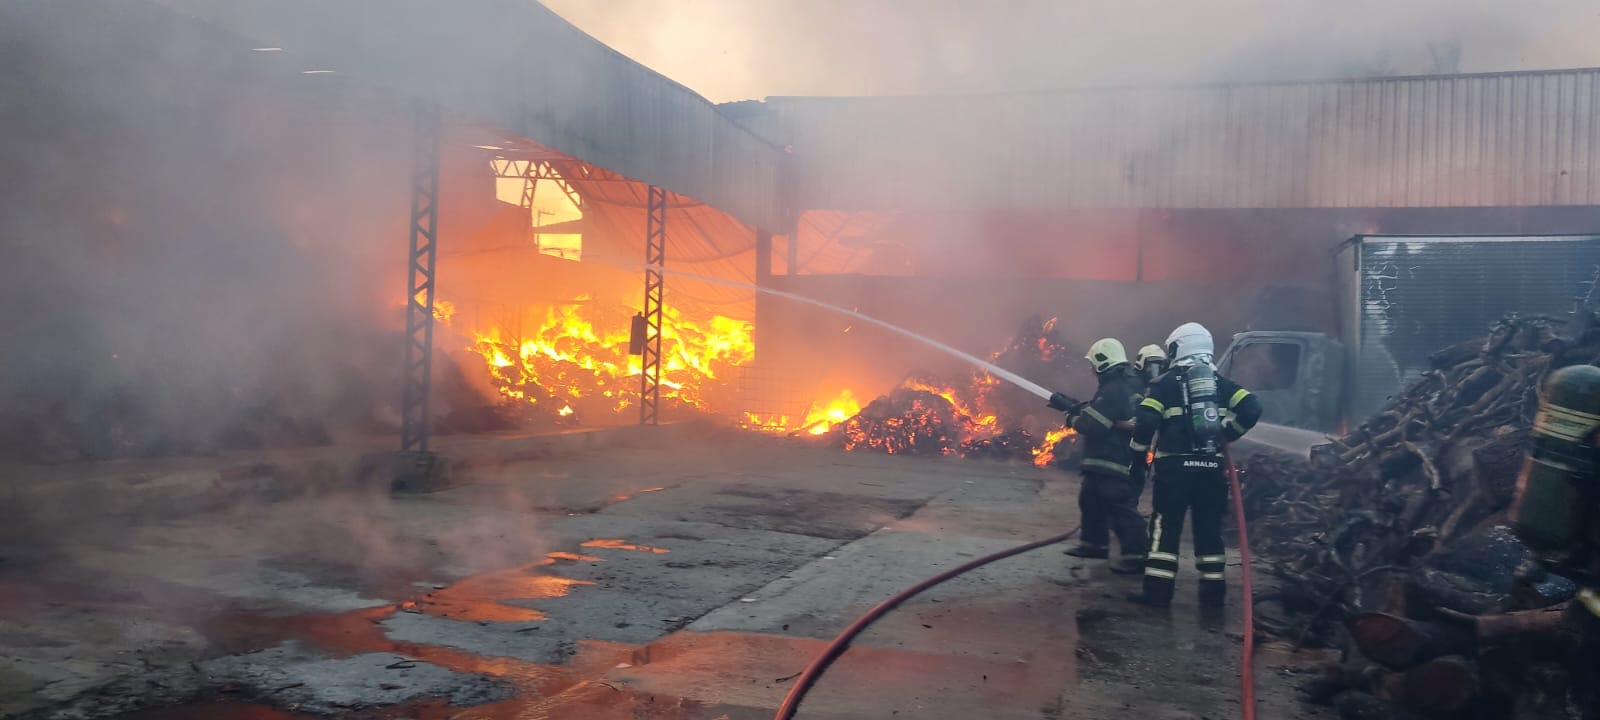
[{"x1": 150, "y1": 0, "x2": 789, "y2": 234}]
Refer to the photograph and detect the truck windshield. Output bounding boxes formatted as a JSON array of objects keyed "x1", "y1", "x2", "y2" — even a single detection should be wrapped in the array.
[{"x1": 1227, "y1": 342, "x2": 1300, "y2": 391}]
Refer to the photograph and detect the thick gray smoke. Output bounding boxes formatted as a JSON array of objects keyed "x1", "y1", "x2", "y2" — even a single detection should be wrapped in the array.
[
  {"x1": 544, "y1": 0, "x2": 1600, "y2": 102},
  {"x1": 0, "y1": 3, "x2": 432, "y2": 461}
]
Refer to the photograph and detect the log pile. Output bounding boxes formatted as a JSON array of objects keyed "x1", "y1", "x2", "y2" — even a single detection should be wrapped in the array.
[{"x1": 1242, "y1": 314, "x2": 1600, "y2": 719}]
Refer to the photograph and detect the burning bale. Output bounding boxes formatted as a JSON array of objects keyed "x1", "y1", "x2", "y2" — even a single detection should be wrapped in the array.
[{"x1": 1242, "y1": 314, "x2": 1600, "y2": 717}]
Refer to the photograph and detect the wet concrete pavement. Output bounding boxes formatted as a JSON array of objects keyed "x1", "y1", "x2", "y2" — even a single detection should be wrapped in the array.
[{"x1": 0, "y1": 430, "x2": 1332, "y2": 719}]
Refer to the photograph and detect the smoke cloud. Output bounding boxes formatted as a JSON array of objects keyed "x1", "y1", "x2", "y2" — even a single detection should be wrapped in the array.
[{"x1": 543, "y1": 0, "x2": 1600, "y2": 102}]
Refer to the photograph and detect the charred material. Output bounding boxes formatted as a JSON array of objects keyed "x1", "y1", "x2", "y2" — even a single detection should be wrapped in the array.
[
  {"x1": 822, "y1": 317, "x2": 1078, "y2": 464},
  {"x1": 1240, "y1": 314, "x2": 1600, "y2": 717}
]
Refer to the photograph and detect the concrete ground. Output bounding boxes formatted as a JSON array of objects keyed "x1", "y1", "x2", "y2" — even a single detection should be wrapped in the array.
[{"x1": 0, "y1": 427, "x2": 1332, "y2": 720}]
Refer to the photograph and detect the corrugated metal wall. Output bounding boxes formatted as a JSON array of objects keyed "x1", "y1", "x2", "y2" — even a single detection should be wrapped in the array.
[
  {"x1": 149, "y1": 0, "x2": 788, "y2": 233},
  {"x1": 751, "y1": 69, "x2": 1600, "y2": 211}
]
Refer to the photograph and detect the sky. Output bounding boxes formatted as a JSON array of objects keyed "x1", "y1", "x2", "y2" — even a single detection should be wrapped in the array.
[{"x1": 541, "y1": 0, "x2": 1600, "y2": 103}]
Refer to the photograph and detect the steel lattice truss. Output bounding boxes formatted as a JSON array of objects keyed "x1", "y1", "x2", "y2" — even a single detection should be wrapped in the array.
[
  {"x1": 400, "y1": 104, "x2": 441, "y2": 452},
  {"x1": 639, "y1": 185, "x2": 667, "y2": 425}
]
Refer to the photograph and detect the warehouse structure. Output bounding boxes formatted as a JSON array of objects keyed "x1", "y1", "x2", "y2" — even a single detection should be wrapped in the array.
[
  {"x1": 723, "y1": 69, "x2": 1600, "y2": 406},
  {"x1": 12, "y1": 0, "x2": 1600, "y2": 450}
]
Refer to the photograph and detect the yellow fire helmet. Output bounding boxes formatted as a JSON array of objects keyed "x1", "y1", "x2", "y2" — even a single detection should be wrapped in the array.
[
  {"x1": 1085, "y1": 338, "x2": 1129, "y2": 373},
  {"x1": 1136, "y1": 344, "x2": 1166, "y2": 368}
]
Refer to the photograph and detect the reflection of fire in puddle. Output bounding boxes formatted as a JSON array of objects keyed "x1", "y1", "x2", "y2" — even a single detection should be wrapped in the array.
[
  {"x1": 416, "y1": 565, "x2": 595, "y2": 623},
  {"x1": 609, "y1": 487, "x2": 666, "y2": 504},
  {"x1": 546, "y1": 551, "x2": 604, "y2": 562},
  {"x1": 581, "y1": 538, "x2": 670, "y2": 554}
]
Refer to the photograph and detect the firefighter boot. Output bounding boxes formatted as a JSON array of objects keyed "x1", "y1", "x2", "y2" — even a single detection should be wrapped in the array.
[
  {"x1": 1108, "y1": 555, "x2": 1145, "y2": 575},
  {"x1": 1198, "y1": 579, "x2": 1226, "y2": 608},
  {"x1": 1127, "y1": 576, "x2": 1174, "y2": 608},
  {"x1": 1064, "y1": 543, "x2": 1110, "y2": 559}
]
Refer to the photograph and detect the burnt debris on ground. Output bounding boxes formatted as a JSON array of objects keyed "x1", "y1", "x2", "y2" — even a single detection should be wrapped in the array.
[
  {"x1": 1242, "y1": 313, "x2": 1600, "y2": 718},
  {"x1": 823, "y1": 316, "x2": 1083, "y2": 464}
]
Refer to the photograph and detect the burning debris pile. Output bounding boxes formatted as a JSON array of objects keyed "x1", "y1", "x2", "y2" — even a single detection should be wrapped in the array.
[
  {"x1": 823, "y1": 317, "x2": 1081, "y2": 466},
  {"x1": 441, "y1": 297, "x2": 755, "y2": 427},
  {"x1": 1241, "y1": 314, "x2": 1600, "y2": 718}
]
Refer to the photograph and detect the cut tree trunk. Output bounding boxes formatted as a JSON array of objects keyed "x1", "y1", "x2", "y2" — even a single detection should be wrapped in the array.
[
  {"x1": 1351, "y1": 612, "x2": 1475, "y2": 670},
  {"x1": 1401, "y1": 655, "x2": 1479, "y2": 714}
]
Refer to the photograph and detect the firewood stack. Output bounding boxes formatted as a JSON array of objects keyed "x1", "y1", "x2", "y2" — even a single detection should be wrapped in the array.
[{"x1": 1241, "y1": 314, "x2": 1600, "y2": 719}]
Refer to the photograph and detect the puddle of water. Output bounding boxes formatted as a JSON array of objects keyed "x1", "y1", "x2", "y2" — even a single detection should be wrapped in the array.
[
  {"x1": 580, "y1": 538, "x2": 670, "y2": 554},
  {"x1": 417, "y1": 568, "x2": 594, "y2": 623},
  {"x1": 608, "y1": 487, "x2": 666, "y2": 504},
  {"x1": 545, "y1": 551, "x2": 603, "y2": 563}
]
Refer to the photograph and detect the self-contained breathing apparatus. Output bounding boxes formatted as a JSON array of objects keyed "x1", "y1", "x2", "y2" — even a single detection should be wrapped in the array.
[{"x1": 1178, "y1": 362, "x2": 1224, "y2": 456}]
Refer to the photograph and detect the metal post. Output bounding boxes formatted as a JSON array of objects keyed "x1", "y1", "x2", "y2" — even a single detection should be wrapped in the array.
[
  {"x1": 519, "y1": 163, "x2": 540, "y2": 250},
  {"x1": 400, "y1": 103, "x2": 441, "y2": 452},
  {"x1": 640, "y1": 185, "x2": 666, "y2": 425},
  {"x1": 754, "y1": 229, "x2": 772, "y2": 362}
]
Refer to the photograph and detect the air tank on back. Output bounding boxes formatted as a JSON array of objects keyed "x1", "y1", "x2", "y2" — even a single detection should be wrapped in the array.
[{"x1": 1511, "y1": 364, "x2": 1600, "y2": 550}]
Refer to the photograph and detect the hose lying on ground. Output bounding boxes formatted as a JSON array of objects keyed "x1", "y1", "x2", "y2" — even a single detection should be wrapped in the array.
[
  {"x1": 776, "y1": 448, "x2": 1260, "y2": 720},
  {"x1": 1224, "y1": 445, "x2": 1257, "y2": 720},
  {"x1": 772, "y1": 527, "x2": 1082, "y2": 720}
]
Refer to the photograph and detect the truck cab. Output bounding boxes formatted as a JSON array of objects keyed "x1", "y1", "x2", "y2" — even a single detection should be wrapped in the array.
[
  {"x1": 1216, "y1": 331, "x2": 1347, "y2": 458},
  {"x1": 1217, "y1": 331, "x2": 1343, "y2": 434}
]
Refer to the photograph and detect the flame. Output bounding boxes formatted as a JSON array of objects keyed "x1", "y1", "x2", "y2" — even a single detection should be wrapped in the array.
[
  {"x1": 1032, "y1": 427, "x2": 1077, "y2": 467},
  {"x1": 803, "y1": 390, "x2": 861, "y2": 435},
  {"x1": 445, "y1": 296, "x2": 755, "y2": 422},
  {"x1": 433, "y1": 299, "x2": 456, "y2": 324}
]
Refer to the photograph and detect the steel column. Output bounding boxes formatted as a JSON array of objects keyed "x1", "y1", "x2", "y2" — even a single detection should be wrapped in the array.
[
  {"x1": 400, "y1": 103, "x2": 441, "y2": 452},
  {"x1": 639, "y1": 185, "x2": 667, "y2": 425}
]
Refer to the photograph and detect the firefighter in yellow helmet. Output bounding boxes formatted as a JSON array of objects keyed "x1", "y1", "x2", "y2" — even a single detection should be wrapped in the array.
[
  {"x1": 1046, "y1": 338, "x2": 1147, "y2": 573},
  {"x1": 1136, "y1": 344, "x2": 1168, "y2": 386}
]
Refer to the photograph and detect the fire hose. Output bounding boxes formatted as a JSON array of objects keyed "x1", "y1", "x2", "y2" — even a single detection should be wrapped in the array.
[{"x1": 774, "y1": 448, "x2": 1258, "y2": 720}]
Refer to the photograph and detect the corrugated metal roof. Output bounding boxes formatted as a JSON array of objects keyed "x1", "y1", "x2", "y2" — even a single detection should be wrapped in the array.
[
  {"x1": 147, "y1": 0, "x2": 787, "y2": 232},
  {"x1": 735, "y1": 68, "x2": 1600, "y2": 211}
]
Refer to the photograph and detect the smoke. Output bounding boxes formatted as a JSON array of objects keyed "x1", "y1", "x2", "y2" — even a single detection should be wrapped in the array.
[
  {"x1": 0, "y1": 2, "x2": 495, "y2": 462},
  {"x1": 544, "y1": 0, "x2": 1600, "y2": 102}
]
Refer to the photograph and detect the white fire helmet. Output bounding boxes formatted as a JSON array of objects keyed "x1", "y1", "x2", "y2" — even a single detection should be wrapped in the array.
[
  {"x1": 1164, "y1": 322, "x2": 1215, "y2": 366},
  {"x1": 1136, "y1": 344, "x2": 1166, "y2": 368},
  {"x1": 1085, "y1": 338, "x2": 1129, "y2": 373}
]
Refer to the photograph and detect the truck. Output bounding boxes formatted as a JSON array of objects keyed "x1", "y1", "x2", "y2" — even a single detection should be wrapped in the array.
[{"x1": 1218, "y1": 233, "x2": 1600, "y2": 458}]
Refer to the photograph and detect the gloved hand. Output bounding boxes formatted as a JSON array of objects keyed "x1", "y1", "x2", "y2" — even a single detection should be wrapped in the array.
[{"x1": 1046, "y1": 392, "x2": 1082, "y2": 413}]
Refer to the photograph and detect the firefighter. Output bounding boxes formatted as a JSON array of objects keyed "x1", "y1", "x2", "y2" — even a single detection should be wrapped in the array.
[
  {"x1": 1506, "y1": 363, "x2": 1600, "y2": 717},
  {"x1": 1126, "y1": 322, "x2": 1262, "y2": 608},
  {"x1": 1047, "y1": 338, "x2": 1147, "y2": 573},
  {"x1": 1136, "y1": 344, "x2": 1168, "y2": 386}
]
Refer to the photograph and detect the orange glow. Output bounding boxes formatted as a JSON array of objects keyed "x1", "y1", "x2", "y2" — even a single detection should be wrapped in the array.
[
  {"x1": 1032, "y1": 427, "x2": 1077, "y2": 467},
  {"x1": 440, "y1": 296, "x2": 755, "y2": 422},
  {"x1": 581, "y1": 538, "x2": 670, "y2": 554},
  {"x1": 418, "y1": 564, "x2": 595, "y2": 623},
  {"x1": 546, "y1": 551, "x2": 603, "y2": 562}
]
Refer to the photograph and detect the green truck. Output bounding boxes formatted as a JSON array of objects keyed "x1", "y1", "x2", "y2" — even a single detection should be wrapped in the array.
[{"x1": 1220, "y1": 233, "x2": 1600, "y2": 458}]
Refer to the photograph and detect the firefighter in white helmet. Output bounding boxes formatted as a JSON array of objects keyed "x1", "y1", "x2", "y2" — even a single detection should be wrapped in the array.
[
  {"x1": 1125, "y1": 322, "x2": 1262, "y2": 608},
  {"x1": 1046, "y1": 338, "x2": 1148, "y2": 573}
]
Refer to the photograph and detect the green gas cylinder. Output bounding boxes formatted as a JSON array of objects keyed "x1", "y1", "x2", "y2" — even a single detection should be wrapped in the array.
[{"x1": 1511, "y1": 364, "x2": 1600, "y2": 550}]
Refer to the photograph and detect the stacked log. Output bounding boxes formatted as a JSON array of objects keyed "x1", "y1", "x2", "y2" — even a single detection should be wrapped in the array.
[{"x1": 1240, "y1": 314, "x2": 1599, "y2": 718}]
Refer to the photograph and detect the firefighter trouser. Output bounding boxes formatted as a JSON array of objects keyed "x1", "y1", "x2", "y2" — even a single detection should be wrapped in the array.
[
  {"x1": 1078, "y1": 470, "x2": 1147, "y2": 558},
  {"x1": 1144, "y1": 463, "x2": 1228, "y2": 603}
]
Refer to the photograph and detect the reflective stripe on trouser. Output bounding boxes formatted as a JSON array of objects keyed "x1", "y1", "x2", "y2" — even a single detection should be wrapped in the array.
[{"x1": 1142, "y1": 464, "x2": 1228, "y2": 601}]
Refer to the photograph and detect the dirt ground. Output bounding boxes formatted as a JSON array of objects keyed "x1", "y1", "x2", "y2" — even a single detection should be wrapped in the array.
[{"x1": 0, "y1": 428, "x2": 1333, "y2": 719}]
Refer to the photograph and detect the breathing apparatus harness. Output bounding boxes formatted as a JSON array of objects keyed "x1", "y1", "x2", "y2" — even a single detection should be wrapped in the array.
[{"x1": 1177, "y1": 361, "x2": 1224, "y2": 456}]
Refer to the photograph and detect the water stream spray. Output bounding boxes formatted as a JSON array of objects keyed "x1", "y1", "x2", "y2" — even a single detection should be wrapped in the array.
[{"x1": 650, "y1": 267, "x2": 1056, "y2": 400}]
